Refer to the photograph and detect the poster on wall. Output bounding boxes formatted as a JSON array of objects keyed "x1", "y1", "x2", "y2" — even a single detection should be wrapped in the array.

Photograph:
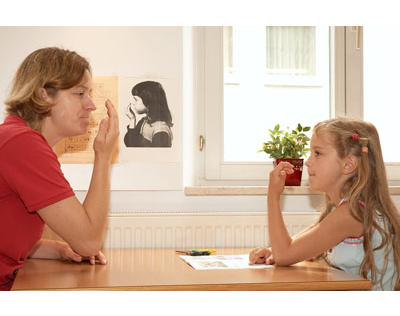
[
  {"x1": 118, "y1": 77, "x2": 181, "y2": 163},
  {"x1": 54, "y1": 75, "x2": 182, "y2": 190},
  {"x1": 54, "y1": 76, "x2": 119, "y2": 163},
  {"x1": 54, "y1": 76, "x2": 181, "y2": 164}
]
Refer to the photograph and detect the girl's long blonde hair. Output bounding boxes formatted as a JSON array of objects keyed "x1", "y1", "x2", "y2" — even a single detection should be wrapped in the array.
[{"x1": 314, "y1": 117, "x2": 400, "y2": 290}]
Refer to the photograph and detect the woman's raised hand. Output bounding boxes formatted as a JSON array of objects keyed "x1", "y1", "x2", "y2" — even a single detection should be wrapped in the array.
[
  {"x1": 94, "y1": 99, "x2": 119, "y2": 156},
  {"x1": 268, "y1": 162, "x2": 294, "y2": 198}
]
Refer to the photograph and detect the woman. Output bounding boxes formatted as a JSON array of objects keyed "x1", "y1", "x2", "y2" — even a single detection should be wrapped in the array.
[
  {"x1": 124, "y1": 81, "x2": 173, "y2": 147},
  {"x1": 0, "y1": 47, "x2": 119, "y2": 290}
]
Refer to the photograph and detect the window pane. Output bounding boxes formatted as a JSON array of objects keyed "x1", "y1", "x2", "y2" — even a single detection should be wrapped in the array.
[
  {"x1": 223, "y1": 26, "x2": 330, "y2": 162},
  {"x1": 266, "y1": 26, "x2": 316, "y2": 75},
  {"x1": 364, "y1": 26, "x2": 399, "y2": 163}
]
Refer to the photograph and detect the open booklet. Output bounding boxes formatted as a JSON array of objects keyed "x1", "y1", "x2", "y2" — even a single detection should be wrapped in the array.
[{"x1": 179, "y1": 254, "x2": 274, "y2": 270}]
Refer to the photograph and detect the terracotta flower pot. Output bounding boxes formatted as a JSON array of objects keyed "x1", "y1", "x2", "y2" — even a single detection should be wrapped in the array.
[{"x1": 273, "y1": 158, "x2": 304, "y2": 186}]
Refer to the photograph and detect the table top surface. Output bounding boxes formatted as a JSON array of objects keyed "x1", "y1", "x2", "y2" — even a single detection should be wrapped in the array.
[{"x1": 12, "y1": 248, "x2": 370, "y2": 291}]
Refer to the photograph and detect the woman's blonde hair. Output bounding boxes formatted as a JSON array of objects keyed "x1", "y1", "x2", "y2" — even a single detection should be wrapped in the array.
[
  {"x1": 5, "y1": 47, "x2": 91, "y2": 131},
  {"x1": 313, "y1": 117, "x2": 400, "y2": 290}
]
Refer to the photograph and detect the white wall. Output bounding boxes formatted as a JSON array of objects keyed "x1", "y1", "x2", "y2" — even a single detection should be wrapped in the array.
[{"x1": 0, "y1": 26, "x2": 183, "y2": 191}]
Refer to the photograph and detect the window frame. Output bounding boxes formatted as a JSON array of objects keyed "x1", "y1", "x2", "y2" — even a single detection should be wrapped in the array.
[
  {"x1": 195, "y1": 26, "x2": 400, "y2": 186},
  {"x1": 343, "y1": 26, "x2": 400, "y2": 185}
]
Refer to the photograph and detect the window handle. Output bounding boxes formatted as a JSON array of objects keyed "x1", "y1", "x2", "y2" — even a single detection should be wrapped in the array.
[
  {"x1": 352, "y1": 26, "x2": 362, "y2": 50},
  {"x1": 199, "y1": 135, "x2": 206, "y2": 151}
]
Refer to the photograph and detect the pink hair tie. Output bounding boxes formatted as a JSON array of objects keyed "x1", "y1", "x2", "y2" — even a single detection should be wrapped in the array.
[
  {"x1": 362, "y1": 147, "x2": 368, "y2": 153},
  {"x1": 352, "y1": 133, "x2": 359, "y2": 141}
]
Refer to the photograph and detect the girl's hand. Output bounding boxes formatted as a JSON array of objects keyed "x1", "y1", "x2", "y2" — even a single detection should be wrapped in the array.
[
  {"x1": 249, "y1": 247, "x2": 275, "y2": 265},
  {"x1": 60, "y1": 243, "x2": 107, "y2": 265},
  {"x1": 125, "y1": 103, "x2": 136, "y2": 120},
  {"x1": 268, "y1": 162, "x2": 294, "y2": 198}
]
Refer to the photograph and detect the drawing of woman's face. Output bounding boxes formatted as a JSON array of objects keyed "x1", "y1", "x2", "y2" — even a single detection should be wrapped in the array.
[{"x1": 132, "y1": 95, "x2": 147, "y2": 114}]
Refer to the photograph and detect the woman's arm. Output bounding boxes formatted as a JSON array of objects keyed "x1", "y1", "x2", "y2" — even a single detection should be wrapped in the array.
[
  {"x1": 29, "y1": 239, "x2": 107, "y2": 264},
  {"x1": 29, "y1": 239, "x2": 70, "y2": 260},
  {"x1": 37, "y1": 100, "x2": 119, "y2": 256}
]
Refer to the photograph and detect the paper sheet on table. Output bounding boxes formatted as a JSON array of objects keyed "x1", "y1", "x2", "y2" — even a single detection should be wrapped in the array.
[{"x1": 179, "y1": 254, "x2": 274, "y2": 270}]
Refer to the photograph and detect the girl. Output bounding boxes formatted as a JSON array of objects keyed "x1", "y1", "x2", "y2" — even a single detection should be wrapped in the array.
[
  {"x1": 0, "y1": 47, "x2": 119, "y2": 290},
  {"x1": 249, "y1": 117, "x2": 400, "y2": 290},
  {"x1": 124, "y1": 81, "x2": 173, "y2": 147}
]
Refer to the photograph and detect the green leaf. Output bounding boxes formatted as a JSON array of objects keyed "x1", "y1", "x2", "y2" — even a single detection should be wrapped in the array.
[
  {"x1": 297, "y1": 123, "x2": 302, "y2": 132},
  {"x1": 261, "y1": 122, "x2": 311, "y2": 159}
]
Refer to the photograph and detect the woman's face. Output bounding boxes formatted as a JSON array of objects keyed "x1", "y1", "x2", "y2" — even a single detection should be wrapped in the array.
[
  {"x1": 132, "y1": 95, "x2": 147, "y2": 114},
  {"x1": 43, "y1": 70, "x2": 96, "y2": 139}
]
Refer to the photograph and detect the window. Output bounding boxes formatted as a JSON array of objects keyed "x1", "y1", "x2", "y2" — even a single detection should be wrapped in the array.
[
  {"x1": 347, "y1": 26, "x2": 400, "y2": 184},
  {"x1": 197, "y1": 26, "x2": 400, "y2": 186},
  {"x1": 222, "y1": 26, "x2": 330, "y2": 163},
  {"x1": 364, "y1": 26, "x2": 400, "y2": 163},
  {"x1": 265, "y1": 26, "x2": 316, "y2": 76}
]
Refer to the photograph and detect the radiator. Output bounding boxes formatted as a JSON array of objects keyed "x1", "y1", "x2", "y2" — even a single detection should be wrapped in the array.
[{"x1": 43, "y1": 212, "x2": 319, "y2": 249}]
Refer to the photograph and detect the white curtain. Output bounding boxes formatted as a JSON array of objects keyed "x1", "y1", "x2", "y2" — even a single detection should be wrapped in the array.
[{"x1": 265, "y1": 26, "x2": 316, "y2": 76}]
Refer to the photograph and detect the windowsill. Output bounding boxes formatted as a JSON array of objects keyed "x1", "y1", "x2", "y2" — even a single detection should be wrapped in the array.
[{"x1": 184, "y1": 186, "x2": 400, "y2": 196}]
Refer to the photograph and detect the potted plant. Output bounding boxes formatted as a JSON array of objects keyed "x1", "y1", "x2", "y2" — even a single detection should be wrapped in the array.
[{"x1": 259, "y1": 123, "x2": 311, "y2": 186}]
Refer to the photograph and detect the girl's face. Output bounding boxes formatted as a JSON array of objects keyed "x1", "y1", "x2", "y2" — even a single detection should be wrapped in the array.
[
  {"x1": 132, "y1": 95, "x2": 147, "y2": 114},
  {"x1": 43, "y1": 70, "x2": 96, "y2": 141},
  {"x1": 305, "y1": 132, "x2": 346, "y2": 197}
]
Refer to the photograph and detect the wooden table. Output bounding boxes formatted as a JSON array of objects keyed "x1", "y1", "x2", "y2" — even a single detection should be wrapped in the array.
[{"x1": 12, "y1": 248, "x2": 370, "y2": 291}]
